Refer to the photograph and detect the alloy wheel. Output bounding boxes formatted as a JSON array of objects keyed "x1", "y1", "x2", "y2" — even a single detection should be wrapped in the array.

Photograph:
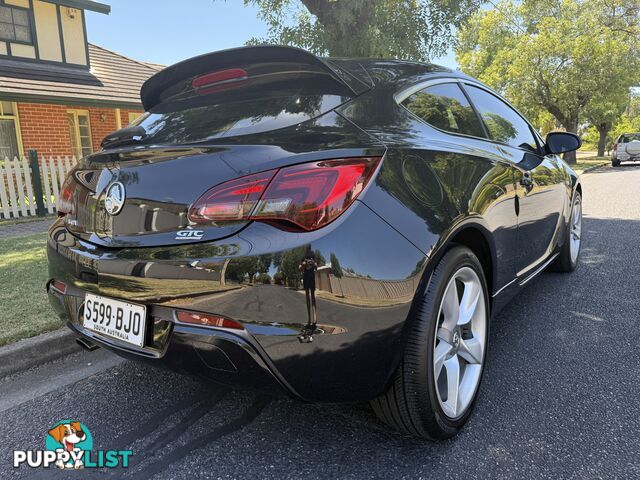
[{"x1": 433, "y1": 266, "x2": 487, "y2": 419}]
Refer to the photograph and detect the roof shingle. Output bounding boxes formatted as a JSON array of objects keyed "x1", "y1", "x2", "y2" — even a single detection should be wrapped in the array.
[{"x1": 0, "y1": 43, "x2": 163, "y2": 108}]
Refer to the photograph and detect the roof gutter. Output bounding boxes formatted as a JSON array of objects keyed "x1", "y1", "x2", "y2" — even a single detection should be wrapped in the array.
[
  {"x1": 43, "y1": 0, "x2": 111, "y2": 15},
  {"x1": 0, "y1": 91, "x2": 141, "y2": 109}
]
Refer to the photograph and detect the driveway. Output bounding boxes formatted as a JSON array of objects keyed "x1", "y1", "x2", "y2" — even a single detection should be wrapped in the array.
[{"x1": 1, "y1": 165, "x2": 639, "y2": 479}]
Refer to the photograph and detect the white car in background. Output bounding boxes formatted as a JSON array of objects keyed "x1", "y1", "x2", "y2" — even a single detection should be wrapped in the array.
[{"x1": 612, "y1": 133, "x2": 640, "y2": 166}]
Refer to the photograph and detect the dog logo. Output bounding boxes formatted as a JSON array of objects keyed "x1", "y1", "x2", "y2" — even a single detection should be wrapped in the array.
[
  {"x1": 104, "y1": 182, "x2": 126, "y2": 215},
  {"x1": 46, "y1": 421, "x2": 92, "y2": 469},
  {"x1": 13, "y1": 420, "x2": 133, "y2": 470}
]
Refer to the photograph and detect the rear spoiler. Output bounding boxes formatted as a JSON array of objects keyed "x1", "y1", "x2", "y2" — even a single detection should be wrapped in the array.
[{"x1": 140, "y1": 45, "x2": 371, "y2": 111}]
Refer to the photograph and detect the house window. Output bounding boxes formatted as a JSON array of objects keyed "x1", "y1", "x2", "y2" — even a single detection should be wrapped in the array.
[
  {"x1": 128, "y1": 112, "x2": 143, "y2": 124},
  {"x1": 0, "y1": 101, "x2": 22, "y2": 160},
  {"x1": 0, "y1": 5, "x2": 32, "y2": 44},
  {"x1": 68, "y1": 110, "x2": 92, "y2": 159}
]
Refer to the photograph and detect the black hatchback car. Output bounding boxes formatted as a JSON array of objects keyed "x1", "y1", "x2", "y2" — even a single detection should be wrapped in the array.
[{"x1": 47, "y1": 46, "x2": 582, "y2": 440}]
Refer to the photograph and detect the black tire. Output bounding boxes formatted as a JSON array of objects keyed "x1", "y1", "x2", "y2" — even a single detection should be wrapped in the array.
[
  {"x1": 371, "y1": 246, "x2": 489, "y2": 440},
  {"x1": 550, "y1": 191, "x2": 582, "y2": 273},
  {"x1": 612, "y1": 160, "x2": 620, "y2": 167}
]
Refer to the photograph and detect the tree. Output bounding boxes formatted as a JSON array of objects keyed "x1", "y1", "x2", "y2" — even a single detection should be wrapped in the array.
[
  {"x1": 237, "y1": 0, "x2": 481, "y2": 60},
  {"x1": 610, "y1": 110, "x2": 640, "y2": 143},
  {"x1": 456, "y1": 0, "x2": 640, "y2": 163},
  {"x1": 257, "y1": 272, "x2": 272, "y2": 284},
  {"x1": 276, "y1": 245, "x2": 307, "y2": 288},
  {"x1": 329, "y1": 253, "x2": 342, "y2": 278},
  {"x1": 584, "y1": 94, "x2": 628, "y2": 157}
]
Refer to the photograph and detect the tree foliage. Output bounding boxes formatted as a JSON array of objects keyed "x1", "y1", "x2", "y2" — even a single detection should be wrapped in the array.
[
  {"x1": 456, "y1": 0, "x2": 640, "y2": 162},
  {"x1": 240, "y1": 0, "x2": 480, "y2": 60}
]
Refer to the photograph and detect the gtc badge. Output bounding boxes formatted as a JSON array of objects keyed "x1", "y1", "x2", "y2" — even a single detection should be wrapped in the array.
[{"x1": 104, "y1": 182, "x2": 125, "y2": 216}]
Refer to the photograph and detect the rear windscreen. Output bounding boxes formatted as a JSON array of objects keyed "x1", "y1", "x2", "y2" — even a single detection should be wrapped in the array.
[
  {"x1": 131, "y1": 92, "x2": 342, "y2": 145},
  {"x1": 129, "y1": 59, "x2": 360, "y2": 146},
  {"x1": 621, "y1": 134, "x2": 640, "y2": 143}
]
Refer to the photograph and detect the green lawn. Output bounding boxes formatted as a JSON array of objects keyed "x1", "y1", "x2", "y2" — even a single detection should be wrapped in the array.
[
  {"x1": 0, "y1": 215, "x2": 55, "y2": 227},
  {"x1": 0, "y1": 232, "x2": 61, "y2": 346},
  {"x1": 571, "y1": 156, "x2": 609, "y2": 173}
]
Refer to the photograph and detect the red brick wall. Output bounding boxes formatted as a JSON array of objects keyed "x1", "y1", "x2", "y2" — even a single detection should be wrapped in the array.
[
  {"x1": 17, "y1": 103, "x2": 72, "y2": 157},
  {"x1": 16, "y1": 103, "x2": 145, "y2": 159}
]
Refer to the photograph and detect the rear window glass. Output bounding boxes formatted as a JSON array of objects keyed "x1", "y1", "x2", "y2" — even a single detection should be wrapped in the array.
[
  {"x1": 620, "y1": 134, "x2": 640, "y2": 143},
  {"x1": 131, "y1": 93, "x2": 341, "y2": 145}
]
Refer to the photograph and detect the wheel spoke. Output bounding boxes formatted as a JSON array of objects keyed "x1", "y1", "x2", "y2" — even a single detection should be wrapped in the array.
[
  {"x1": 434, "y1": 340, "x2": 453, "y2": 377},
  {"x1": 444, "y1": 355, "x2": 461, "y2": 417},
  {"x1": 458, "y1": 336, "x2": 483, "y2": 364},
  {"x1": 458, "y1": 281, "x2": 480, "y2": 326},
  {"x1": 440, "y1": 280, "x2": 459, "y2": 330}
]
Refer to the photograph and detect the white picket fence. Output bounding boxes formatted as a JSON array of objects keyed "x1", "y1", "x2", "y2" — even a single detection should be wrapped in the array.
[{"x1": 0, "y1": 155, "x2": 77, "y2": 219}]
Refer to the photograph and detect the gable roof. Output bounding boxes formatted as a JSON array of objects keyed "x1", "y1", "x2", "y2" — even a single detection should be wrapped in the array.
[{"x1": 0, "y1": 43, "x2": 163, "y2": 108}]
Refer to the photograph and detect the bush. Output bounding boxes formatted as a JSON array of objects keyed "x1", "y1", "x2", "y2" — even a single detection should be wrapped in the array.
[{"x1": 257, "y1": 273, "x2": 272, "y2": 284}]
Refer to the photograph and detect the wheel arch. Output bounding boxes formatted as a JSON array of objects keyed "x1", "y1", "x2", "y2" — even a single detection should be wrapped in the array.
[
  {"x1": 448, "y1": 227, "x2": 494, "y2": 302},
  {"x1": 384, "y1": 217, "x2": 497, "y2": 402},
  {"x1": 426, "y1": 217, "x2": 497, "y2": 302}
]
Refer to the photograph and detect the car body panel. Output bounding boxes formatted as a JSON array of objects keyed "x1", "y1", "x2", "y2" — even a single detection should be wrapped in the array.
[
  {"x1": 47, "y1": 48, "x2": 582, "y2": 403},
  {"x1": 48, "y1": 199, "x2": 426, "y2": 402}
]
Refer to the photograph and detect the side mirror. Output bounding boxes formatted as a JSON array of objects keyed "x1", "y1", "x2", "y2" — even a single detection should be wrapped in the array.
[{"x1": 545, "y1": 132, "x2": 581, "y2": 155}]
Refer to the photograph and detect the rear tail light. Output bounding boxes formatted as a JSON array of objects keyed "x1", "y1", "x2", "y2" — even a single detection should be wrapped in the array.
[
  {"x1": 176, "y1": 311, "x2": 243, "y2": 330},
  {"x1": 613, "y1": 143, "x2": 618, "y2": 152},
  {"x1": 50, "y1": 280, "x2": 68, "y2": 294},
  {"x1": 57, "y1": 176, "x2": 75, "y2": 218},
  {"x1": 188, "y1": 170, "x2": 277, "y2": 223},
  {"x1": 189, "y1": 157, "x2": 381, "y2": 231}
]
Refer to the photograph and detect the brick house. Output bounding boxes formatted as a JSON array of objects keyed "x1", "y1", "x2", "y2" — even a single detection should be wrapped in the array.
[{"x1": 0, "y1": 0, "x2": 161, "y2": 160}]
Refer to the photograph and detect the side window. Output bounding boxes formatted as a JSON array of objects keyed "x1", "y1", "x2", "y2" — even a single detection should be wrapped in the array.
[
  {"x1": 465, "y1": 85, "x2": 538, "y2": 152},
  {"x1": 401, "y1": 83, "x2": 485, "y2": 138}
]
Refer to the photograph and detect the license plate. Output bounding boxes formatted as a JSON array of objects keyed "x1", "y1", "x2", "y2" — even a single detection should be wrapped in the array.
[{"x1": 83, "y1": 294, "x2": 147, "y2": 347}]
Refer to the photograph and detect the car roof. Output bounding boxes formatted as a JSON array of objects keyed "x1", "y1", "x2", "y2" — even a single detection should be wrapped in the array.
[{"x1": 327, "y1": 57, "x2": 474, "y2": 91}]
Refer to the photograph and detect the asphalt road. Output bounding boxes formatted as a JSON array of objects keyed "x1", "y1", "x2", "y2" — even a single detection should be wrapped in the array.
[{"x1": 2, "y1": 164, "x2": 640, "y2": 479}]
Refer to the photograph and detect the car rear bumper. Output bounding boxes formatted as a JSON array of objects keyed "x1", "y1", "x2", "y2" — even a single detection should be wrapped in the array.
[
  {"x1": 47, "y1": 201, "x2": 427, "y2": 402},
  {"x1": 615, "y1": 153, "x2": 640, "y2": 161}
]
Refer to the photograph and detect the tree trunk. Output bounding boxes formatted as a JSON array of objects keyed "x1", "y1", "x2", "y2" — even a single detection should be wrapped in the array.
[
  {"x1": 562, "y1": 118, "x2": 579, "y2": 165},
  {"x1": 542, "y1": 103, "x2": 579, "y2": 164},
  {"x1": 597, "y1": 123, "x2": 609, "y2": 158}
]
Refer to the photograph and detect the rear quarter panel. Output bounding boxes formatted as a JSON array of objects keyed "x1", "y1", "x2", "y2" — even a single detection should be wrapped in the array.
[{"x1": 339, "y1": 92, "x2": 521, "y2": 296}]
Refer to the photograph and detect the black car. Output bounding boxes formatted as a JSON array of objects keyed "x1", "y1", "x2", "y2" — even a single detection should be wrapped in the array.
[{"x1": 47, "y1": 46, "x2": 582, "y2": 440}]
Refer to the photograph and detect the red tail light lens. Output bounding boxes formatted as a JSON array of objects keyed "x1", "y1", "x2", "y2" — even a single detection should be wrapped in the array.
[
  {"x1": 254, "y1": 158, "x2": 381, "y2": 230},
  {"x1": 188, "y1": 170, "x2": 277, "y2": 223},
  {"x1": 176, "y1": 311, "x2": 243, "y2": 330},
  {"x1": 192, "y1": 68, "x2": 249, "y2": 95},
  {"x1": 50, "y1": 280, "x2": 68, "y2": 294},
  {"x1": 189, "y1": 157, "x2": 381, "y2": 231},
  {"x1": 57, "y1": 176, "x2": 76, "y2": 217}
]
